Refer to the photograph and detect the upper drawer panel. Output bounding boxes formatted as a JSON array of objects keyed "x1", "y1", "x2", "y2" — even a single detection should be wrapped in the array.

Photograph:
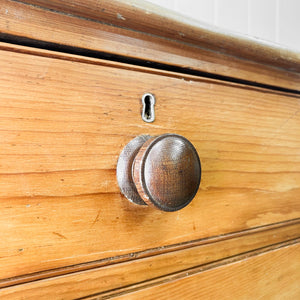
[{"x1": 0, "y1": 47, "x2": 299, "y2": 280}]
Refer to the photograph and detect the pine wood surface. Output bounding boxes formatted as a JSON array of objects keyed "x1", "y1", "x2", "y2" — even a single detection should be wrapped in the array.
[
  {"x1": 0, "y1": 222, "x2": 299, "y2": 299},
  {"x1": 0, "y1": 44, "x2": 299, "y2": 283},
  {"x1": 111, "y1": 242, "x2": 300, "y2": 300},
  {"x1": 1, "y1": 0, "x2": 300, "y2": 91},
  {"x1": 21, "y1": 0, "x2": 300, "y2": 72}
]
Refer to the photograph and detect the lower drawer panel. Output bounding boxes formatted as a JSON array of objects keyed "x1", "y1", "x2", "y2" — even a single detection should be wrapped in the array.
[
  {"x1": 111, "y1": 242, "x2": 300, "y2": 300},
  {"x1": 0, "y1": 224, "x2": 299, "y2": 299},
  {"x1": 0, "y1": 45, "x2": 300, "y2": 281}
]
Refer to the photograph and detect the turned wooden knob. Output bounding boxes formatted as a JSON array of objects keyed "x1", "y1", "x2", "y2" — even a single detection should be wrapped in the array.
[{"x1": 117, "y1": 134, "x2": 201, "y2": 212}]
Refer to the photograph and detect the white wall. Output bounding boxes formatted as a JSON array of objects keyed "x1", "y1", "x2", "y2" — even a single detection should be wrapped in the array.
[{"x1": 147, "y1": 0, "x2": 300, "y2": 51}]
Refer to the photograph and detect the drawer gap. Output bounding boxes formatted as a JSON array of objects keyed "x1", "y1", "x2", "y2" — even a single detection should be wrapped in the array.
[{"x1": 0, "y1": 33, "x2": 300, "y2": 95}]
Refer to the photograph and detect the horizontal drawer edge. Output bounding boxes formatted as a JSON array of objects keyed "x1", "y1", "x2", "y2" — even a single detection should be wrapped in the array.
[
  {"x1": 0, "y1": 218, "x2": 299, "y2": 295},
  {"x1": 101, "y1": 241, "x2": 300, "y2": 300}
]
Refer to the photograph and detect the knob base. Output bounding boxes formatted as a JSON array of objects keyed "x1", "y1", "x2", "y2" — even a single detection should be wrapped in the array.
[{"x1": 116, "y1": 135, "x2": 151, "y2": 205}]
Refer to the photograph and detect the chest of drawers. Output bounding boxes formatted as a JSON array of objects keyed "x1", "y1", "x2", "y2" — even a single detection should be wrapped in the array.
[{"x1": 0, "y1": 1, "x2": 299, "y2": 299}]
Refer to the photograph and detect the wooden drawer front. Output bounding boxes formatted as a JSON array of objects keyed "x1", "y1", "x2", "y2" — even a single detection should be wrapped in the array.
[
  {"x1": 0, "y1": 46, "x2": 300, "y2": 281},
  {"x1": 1, "y1": 225, "x2": 299, "y2": 299},
  {"x1": 111, "y1": 243, "x2": 300, "y2": 300}
]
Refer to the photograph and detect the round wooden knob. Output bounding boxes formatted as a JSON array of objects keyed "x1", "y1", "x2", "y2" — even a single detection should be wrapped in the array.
[{"x1": 117, "y1": 134, "x2": 201, "y2": 212}]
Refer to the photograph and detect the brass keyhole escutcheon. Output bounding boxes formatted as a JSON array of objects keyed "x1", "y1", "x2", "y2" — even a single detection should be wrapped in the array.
[{"x1": 117, "y1": 134, "x2": 201, "y2": 212}]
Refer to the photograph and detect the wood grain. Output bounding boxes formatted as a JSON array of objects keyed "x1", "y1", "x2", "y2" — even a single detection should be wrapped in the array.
[
  {"x1": 1, "y1": 1, "x2": 300, "y2": 91},
  {"x1": 22, "y1": 0, "x2": 300, "y2": 72},
  {"x1": 0, "y1": 45, "x2": 299, "y2": 282},
  {"x1": 0, "y1": 223, "x2": 299, "y2": 299},
  {"x1": 131, "y1": 134, "x2": 201, "y2": 211},
  {"x1": 110, "y1": 242, "x2": 300, "y2": 300}
]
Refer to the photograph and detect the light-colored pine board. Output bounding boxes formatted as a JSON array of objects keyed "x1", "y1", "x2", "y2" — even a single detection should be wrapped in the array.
[
  {"x1": 1, "y1": 0, "x2": 300, "y2": 90},
  {"x1": 0, "y1": 223, "x2": 299, "y2": 299},
  {"x1": 111, "y1": 242, "x2": 300, "y2": 300},
  {"x1": 22, "y1": 0, "x2": 300, "y2": 72},
  {"x1": 0, "y1": 47, "x2": 299, "y2": 281}
]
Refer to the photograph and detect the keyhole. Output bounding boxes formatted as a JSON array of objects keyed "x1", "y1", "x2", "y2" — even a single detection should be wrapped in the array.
[
  {"x1": 144, "y1": 96, "x2": 151, "y2": 119},
  {"x1": 142, "y1": 93, "x2": 155, "y2": 123}
]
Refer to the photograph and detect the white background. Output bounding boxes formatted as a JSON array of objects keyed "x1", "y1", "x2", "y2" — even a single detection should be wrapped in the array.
[{"x1": 147, "y1": 0, "x2": 300, "y2": 51}]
